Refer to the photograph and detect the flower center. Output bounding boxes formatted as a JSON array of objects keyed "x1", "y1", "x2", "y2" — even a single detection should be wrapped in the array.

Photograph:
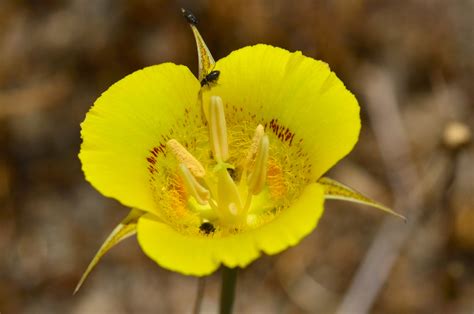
[{"x1": 167, "y1": 95, "x2": 271, "y2": 227}]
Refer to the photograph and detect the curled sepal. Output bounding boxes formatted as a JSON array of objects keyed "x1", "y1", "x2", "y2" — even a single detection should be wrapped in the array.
[
  {"x1": 73, "y1": 208, "x2": 145, "y2": 294},
  {"x1": 318, "y1": 177, "x2": 406, "y2": 221}
]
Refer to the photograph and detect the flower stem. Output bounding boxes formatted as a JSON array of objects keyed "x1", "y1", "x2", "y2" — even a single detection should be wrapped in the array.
[
  {"x1": 219, "y1": 266, "x2": 238, "y2": 314},
  {"x1": 193, "y1": 277, "x2": 206, "y2": 314}
]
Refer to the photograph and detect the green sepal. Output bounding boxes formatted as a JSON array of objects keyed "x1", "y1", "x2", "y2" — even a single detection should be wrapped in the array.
[
  {"x1": 74, "y1": 208, "x2": 145, "y2": 294},
  {"x1": 318, "y1": 177, "x2": 406, "y2": 221}
]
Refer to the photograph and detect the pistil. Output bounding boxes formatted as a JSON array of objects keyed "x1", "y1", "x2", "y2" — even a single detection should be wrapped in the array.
[
  {"x1": 216, "y1": 167, "x2": 244, "y2": 224},
  {"x1": 167, "y1": 95, "x2": 271, "y2": 227}
]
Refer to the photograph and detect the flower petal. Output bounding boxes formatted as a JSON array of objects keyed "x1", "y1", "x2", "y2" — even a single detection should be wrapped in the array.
[
  {"x1": 209, "y1": 44, "x2": 360, "y2": 179},
  {"x1": 136, "y1": 183, "x2": 324, "y2": 276},
  {"x1": 74, "y1": 208, "x2": 145, "y2": 294},
  {"x1": 136, "y1": 214, "x2": 257, "y2": 276},
  {"x1": 252, "y1": 183, "x2": 324, "y2": 254},
  {"x1": 319, "y1": 177, "x2": 406, "y2": 220},
  {"x1": 79, "y1": 63, "x2": 200, "y2": 212}
]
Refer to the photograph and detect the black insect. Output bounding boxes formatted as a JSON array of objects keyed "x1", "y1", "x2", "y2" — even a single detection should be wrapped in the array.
[
  {"x1": 200, "y1": 70, "x2": 220, "y2": 87},
  {"x1": 199, "y1": 222, "x2": 216, "y2": 234},
  {"x1": 181, "y1": 8, "x2": 198, "y2": 26}
]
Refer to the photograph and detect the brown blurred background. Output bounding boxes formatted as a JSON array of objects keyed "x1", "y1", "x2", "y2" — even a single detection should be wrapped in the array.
[{"x1": 0, "y1": 0, "x2": 473, "y2": 313}]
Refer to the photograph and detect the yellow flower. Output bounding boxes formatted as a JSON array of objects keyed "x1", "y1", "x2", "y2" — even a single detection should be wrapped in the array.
[{"x1": 75, "y1": 12, "x2": 404, "y2": 292}]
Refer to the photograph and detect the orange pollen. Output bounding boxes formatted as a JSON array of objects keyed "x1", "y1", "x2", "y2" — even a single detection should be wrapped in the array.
[
  {"x1": 168, "y1": 176, "x2": 189, "y2": 217},
  {"x1": 266, "y1": 159, "x2": 287, "y2": 199}
]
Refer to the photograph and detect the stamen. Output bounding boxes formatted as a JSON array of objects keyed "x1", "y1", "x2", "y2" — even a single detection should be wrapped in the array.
[
  {"x1": 209, "y1": 96, "x2": 229, "y2": 162},
  {"x1": 244, "y1": 124, "x2": 265, "y2": 169},
  {"x1": 178, "y1": 164, "x2": 210, "y2": 205},
  {"x1": 247, "y1": 135, "x2": 269, "y2": 195},
  {"x1": 167, "y1": 139, "x2": 206, "y2": 177}
]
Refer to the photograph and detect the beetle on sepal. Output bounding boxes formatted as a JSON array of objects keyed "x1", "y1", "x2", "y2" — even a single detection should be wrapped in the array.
[
  {"x1": 200, "y1": 70, "x2": 220, "y2": 87},
  {"x1": 181, "y1": 8, "x2": 198, "y2": 26}
]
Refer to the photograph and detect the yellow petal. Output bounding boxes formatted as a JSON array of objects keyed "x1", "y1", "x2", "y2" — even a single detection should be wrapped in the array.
[
  {"x1": 137, "y1": 214, "x2": 256, "y2": 276},
  {"x1": 208, "y1": 44, "x2": 360, "y2": 180},
  {"x1": 74, "y1": 208, "x2": 145, "y2": 294},
  {"x1": 79, "y1": 63, "x2": 200, "y2": 213},
  {"x1": 318, "y1": 177, "x2": 406, "y2": 220},
  {"x1": 136, "y1": 183, "x2": 324, "y2": 276},
  {"x1": 251, "y1": 183, "x2": 325, "y2": 254}
]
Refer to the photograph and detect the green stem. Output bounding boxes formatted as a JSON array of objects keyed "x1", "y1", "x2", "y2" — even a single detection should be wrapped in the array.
[{"x1": 219, "y1": 266, "x2": 238, "y2": 314}]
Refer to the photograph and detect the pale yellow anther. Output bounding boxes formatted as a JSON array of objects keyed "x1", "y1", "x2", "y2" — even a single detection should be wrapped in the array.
[
  {"x1": 244, "y1": 124, "x2": 265, "y2": 169},
  {"x1": 209, "y1": 96, "x2": 229, "y2": 162},
  {"x1": 167, "y1": 139, "x2": 206, "y2": 177},
  {"x1": 178, "y1": 164, "x2": 210, "y2": 205},
  {"x1": 247, "y1": 134, "x2": 269, "y2": 195}
]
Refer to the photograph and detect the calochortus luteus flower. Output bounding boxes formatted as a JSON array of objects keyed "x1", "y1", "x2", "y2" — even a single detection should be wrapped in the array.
[{"x1": 76, "y1": 9, "x2": 404, "y2": 292}]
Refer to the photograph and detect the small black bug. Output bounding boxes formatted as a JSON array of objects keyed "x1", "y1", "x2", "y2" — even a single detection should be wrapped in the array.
[
  {"x1": 200, "y1": 70, "x2": 220, "y2": 87},
  {"x1": 181, "y1": 8, "x2": 198, "y2": 26},
  {"x1": 199, "y1": 222, "x2": 216, "y2": 234}
]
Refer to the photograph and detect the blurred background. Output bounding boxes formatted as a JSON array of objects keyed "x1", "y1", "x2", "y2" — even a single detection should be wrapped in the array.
[{"x1": 0, "y1": 0, "x2": 473, "y2": 313}]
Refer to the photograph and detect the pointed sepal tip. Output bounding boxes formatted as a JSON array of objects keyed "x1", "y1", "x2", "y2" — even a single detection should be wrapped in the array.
[{"x1": 319, "y1": 177, "x2": 407, "y2": 221}]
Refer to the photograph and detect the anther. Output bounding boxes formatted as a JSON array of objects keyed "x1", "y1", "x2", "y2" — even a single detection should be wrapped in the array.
[
  {"x1": 244, "y1": 124, "x2": 265, "y2": 169},
  {"x1": 209, "y1": 96, "x2": 229, "y2": 163},
  {"x1": 167, "y1": 139, "x2": 206, "y2": 177},
  {"x1": 178, "y1": 164, "x2": 210, "y2": 205},
  {"x1": 247, "y1": 135, "x2": 269, "y2": 195}
]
